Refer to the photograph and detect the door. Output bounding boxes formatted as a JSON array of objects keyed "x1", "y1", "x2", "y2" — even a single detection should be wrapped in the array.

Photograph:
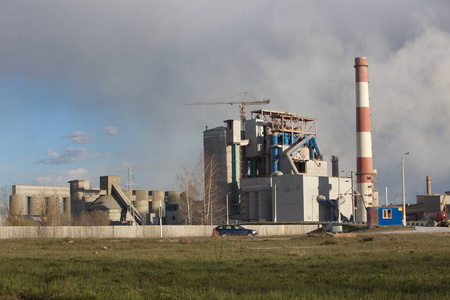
[{"x1": 370, "y1": 208, "x2": 379, "y2": 226}]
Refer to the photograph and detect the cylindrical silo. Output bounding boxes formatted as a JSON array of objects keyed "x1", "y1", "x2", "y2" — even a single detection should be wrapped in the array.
[
  {"x1": 46, "y1": 196, "x2": 60, "y2": 215},
  {"x1": 10, "y1": 195, "x2": 26, "y2": 216},
  {"x1": 135, "y1": 189, "x2": 149, "y2": 219},
  {"x1": 355, "y1": 57, "x2": 376, "y2": 222},
  {"x1": 151, "y1": 190, "x2": 165, "y2": 217},
  {"x1": 29, "y1": 195, "x2": 43, "y2": 216},
  {"x1": 69, "y1": 180, "x2": 90, "y2": 217},
  {"x1": 122, "y1": 189, "x2": 132, "y2": 201},
  {"x1": 63, "y1": 197, "x2": 71, "y2": 216},
  {"x1": 166, "y1": 191, "x2": 181, "y2": 205}
]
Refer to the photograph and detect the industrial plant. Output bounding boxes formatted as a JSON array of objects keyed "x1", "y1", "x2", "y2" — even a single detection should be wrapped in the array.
[
  {"x1": 6, "y1": 57, "x2": 450, "y2": 227},
  {"x1": 203, "y1": 57, "x2": 377, "y2": 224},
  {"x1": 9, "y1": 176, "x2": 182, "y2": 225}
]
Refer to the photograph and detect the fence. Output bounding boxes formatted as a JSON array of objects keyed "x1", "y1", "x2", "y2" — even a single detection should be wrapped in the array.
[{"x1": 0, "y1": 224, "x2": 320, "y2": 239}]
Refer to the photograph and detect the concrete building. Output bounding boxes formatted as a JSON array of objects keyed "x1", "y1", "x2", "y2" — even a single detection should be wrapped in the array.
[
  {"x1": 9, "y1": 176, "x2": 182, "y2": 225},
  {"x1": 204, "y1": 109, "x2": 355, "y2": 223},
  {"x1": 9, "y1": 185, "x2": 71, "y2": 217},
  {"x1": 406, "y1": 176, "x2": 450, "y2": 222},
  {"x1": 69, "y1": 176, "x2": 182, "y2": 225}
]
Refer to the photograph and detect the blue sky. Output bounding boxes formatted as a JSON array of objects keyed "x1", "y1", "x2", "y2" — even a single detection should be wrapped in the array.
[{"x1": 1, "y1": 1, "x2": 450, "y2": 204}]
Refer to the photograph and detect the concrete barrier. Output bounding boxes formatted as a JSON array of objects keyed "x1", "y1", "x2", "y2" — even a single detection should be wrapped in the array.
[{"x1": 0, "y1": 224, "x2": 320, "y2": 239}]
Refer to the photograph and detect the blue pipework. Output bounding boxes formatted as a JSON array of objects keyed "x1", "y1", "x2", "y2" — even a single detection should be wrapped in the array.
[
  {"x1": 305, "y1": 135, "x2": 322, "y2": 160},
  {"x1": 272, "y1": 134, "x2": 280, "y2": 172},
  {"x1": 288, "y1": 135, "x2": 322, "y2": 159},
  {"x1": 317, "y1": 197, "x2": 346, "y2": 221}
]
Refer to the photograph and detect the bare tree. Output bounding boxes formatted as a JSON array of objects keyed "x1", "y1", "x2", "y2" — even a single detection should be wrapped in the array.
[
  {"x1": 2, "y1": 186, "x2": 38, "y2": 226},
  {"x1": 177, "y1": 166, "x2": 201, "y2": 224},
  {"x1": 0, "y1": 186, "x2": 10, "y2": 226},
  {"x1": 199, "y1": 154, "x2": 225, "y2": 225},
  {"x1": 73, "y1": 210, "x2": 110, "y2": 226},
  {"x1": 38, "y1": 194, "x2": 66, "y2": 226},
  {"x1": 177, "y1": 153, "x2": 225, "y2": 225}
]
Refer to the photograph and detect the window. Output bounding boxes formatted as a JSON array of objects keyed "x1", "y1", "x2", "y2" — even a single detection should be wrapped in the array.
[{"x1": 383, "y1": 209, "x2": 392, "y2": 219}]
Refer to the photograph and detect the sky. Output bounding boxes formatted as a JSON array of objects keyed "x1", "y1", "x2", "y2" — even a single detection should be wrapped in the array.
[{"x1": 0, "y1": 1, "x2": 450, "y2": 204}]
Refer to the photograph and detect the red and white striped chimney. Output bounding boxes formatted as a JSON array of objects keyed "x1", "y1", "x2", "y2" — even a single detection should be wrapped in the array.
[{"x1": 354, "y1": 57, "x2": 375, "y2": 222}]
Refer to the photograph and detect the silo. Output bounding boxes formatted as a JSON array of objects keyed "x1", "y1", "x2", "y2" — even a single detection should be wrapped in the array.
[
  {"x1": 63, "y1": 197, "x2": 71, "y2": 216},
  {"x1": 46, "y1": 196, "x2": 60, "y2": 215},
  {"x1": 69, "y1": 180, "x2": 90, "y2": 217},
  {"x1": 29, "y1": 195, "x2": 43, "y2": 216},
  {"x1": 122, "y1": 189, "x2": 133, "y2": 201},
  {"x1": 151, "y1": 190, "x2": 166, "y2": 217},
  {"x1": 135, "y1": 189, "x2": 149, "y2": 220},
  {"x1": 10, "y1": 194, "x2": 26, "y2": 216},
  {"x1": 166, "y1": 191, "x2": 181, "y2": 205},
  {"x1": 203, "y1": 127, "x2": 232, "y2": 212}
]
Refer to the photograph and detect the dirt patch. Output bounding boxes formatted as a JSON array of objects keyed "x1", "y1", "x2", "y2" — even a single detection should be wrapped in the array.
[{"x1": 333, "y1": 233, "x2": 357, "y2": 238}]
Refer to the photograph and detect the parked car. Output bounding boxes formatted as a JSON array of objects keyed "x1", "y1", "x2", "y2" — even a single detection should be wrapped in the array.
[
  {"x1": 213, "y1": 225, "x2": 257, "y2": 237},
  {"x1": 322, "y1": 222, "x2": 343, "y2": 233}
]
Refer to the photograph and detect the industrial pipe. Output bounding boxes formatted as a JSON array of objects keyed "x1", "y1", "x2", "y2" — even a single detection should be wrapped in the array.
[{"x1": 355, "y1": 57, "x2": 375, "y2": 222}]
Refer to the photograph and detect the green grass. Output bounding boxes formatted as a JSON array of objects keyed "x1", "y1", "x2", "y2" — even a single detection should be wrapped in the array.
[{"x1": 0, "y1": 233, "x2": 449, "y2": 299}]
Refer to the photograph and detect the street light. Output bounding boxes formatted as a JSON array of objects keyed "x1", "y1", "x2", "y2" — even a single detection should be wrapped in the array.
[
  {"x1": 226, "y1": 193, "x2": 230, "y2": 225},
  {"x1": 337, "y1": 171, "x2": 343, "y2": 223},
  {"x1": 401, "y1": 152, "x2": 409, "y2": 226},
  {"x1": 274, "y1": 181, "x2": 278, "y2": 223}
]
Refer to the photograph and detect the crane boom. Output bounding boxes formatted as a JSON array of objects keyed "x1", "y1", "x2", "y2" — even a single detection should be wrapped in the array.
[
  {"x1": 185, "y1": 92, "x2": 271, "y2": 128},
  {"x1": 186, "y1": 99, "x2": 270, "y2": 106}
]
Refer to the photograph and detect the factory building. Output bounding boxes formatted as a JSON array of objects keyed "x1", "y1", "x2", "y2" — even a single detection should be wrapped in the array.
[
  {"x1": 406, "y1": 176, "x2": 450, "y2": 222},
  {"x1": 204, "y1": 109, "x2": 355, "y2": 223},
  {"x1": 9, "y1": 185, "x2": 71, "y2": 218},
  {"x1": 70, "y1": 176, "x2": 182, "y2": 225},
  {"x1": 204, "y1": 57, "x2": 381, "y2": 223},
  {"x1": 9, "y1": 176, "x2": 182, "y2": 225}
]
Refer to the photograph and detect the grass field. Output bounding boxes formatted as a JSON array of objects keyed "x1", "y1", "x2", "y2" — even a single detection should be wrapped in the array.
[{"x1": 0, "y1": 230, "x2": 449, "y2": 299}]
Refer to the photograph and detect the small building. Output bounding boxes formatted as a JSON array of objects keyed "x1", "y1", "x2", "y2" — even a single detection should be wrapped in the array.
[{"x1": 367, "y1": 206, "x2": 403, "y2": 227}]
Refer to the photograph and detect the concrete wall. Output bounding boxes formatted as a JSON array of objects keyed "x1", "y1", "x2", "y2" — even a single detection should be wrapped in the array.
[{"x1": 0, "y1": 224, "x2": 319, "y2": 239}]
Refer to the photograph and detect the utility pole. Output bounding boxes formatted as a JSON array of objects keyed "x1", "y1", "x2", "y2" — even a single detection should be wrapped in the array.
[
  {"x1": 274, "y1": 181, "x2": 278, "y2": 223},
  {"x1": 351, "y1": 171, "x2": 355, "y2": 222},
  {"x1": 401, "y1": 152, "x2": 409, "y2": 226},
  {"x1": 226, "y1": 193, "x2": 229, "y2": 225},
  {"x1": 337, "y1": 173, "x2": 341, "y2": 223}
]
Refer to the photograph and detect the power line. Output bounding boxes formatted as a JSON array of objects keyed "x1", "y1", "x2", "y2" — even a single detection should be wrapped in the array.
[{"x1": 376, "y1": 164, "x2": 401, "y2": 182}]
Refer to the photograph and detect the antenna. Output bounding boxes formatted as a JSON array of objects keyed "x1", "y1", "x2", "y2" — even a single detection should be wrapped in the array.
[{"x1": 126, "y1": 168, "x2": 135, "y2": 191}]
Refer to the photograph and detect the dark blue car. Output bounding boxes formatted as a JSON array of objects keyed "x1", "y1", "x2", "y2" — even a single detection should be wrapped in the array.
[{"x1": 213, "y1": 225, "x2": 257, "y2": 237}]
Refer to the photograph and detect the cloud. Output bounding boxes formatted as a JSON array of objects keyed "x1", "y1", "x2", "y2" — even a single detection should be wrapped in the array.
[
  {"x1": 64, "y1": 131, "x2": 92, "y2": 144},
  {"x1": 39, "y1": 148, "x2": 110, "y2": 164},
  {"x1": 1, "y1": 1, "x2": 450, "y2": 198},
  {"x1": 35, "y1": 168, "x2": 90, "y2": 186},
  {"x1": 102, "y1": 126, "x2": 119, "y2": 136}
]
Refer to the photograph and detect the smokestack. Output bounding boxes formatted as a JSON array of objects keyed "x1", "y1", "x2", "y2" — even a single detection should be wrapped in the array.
[
  {"x1": 426, "y1": 176, "x2": 432, "y2": 195},
  {"x1": 355, "y1": 57, "x2": 376, "y2": 222},
  {"x1": 331, "y1": 155, "x2": 339, "y2": 177}
]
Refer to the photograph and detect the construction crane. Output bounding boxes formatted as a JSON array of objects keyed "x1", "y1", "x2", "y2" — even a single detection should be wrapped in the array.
[{"x1": 185, "y1": 92, "x2": 271, "y2": 129}]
